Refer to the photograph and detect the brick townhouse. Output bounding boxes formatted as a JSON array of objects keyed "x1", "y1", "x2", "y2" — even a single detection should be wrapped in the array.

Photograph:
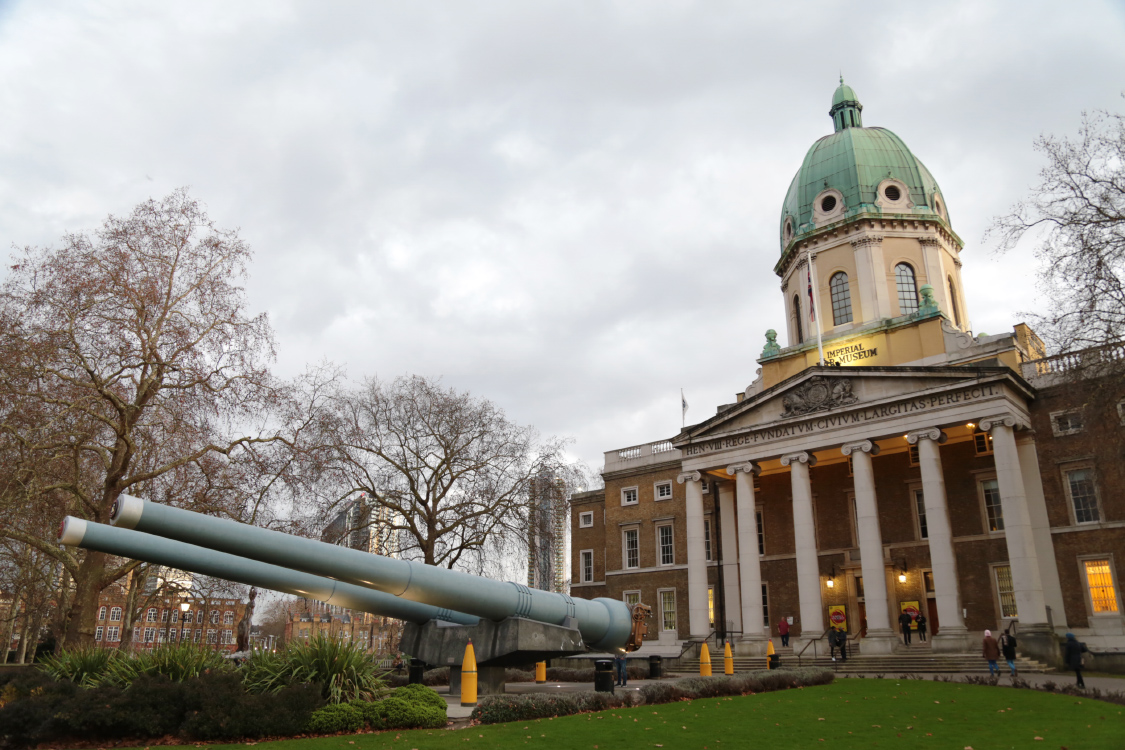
[{"x1": 569, "y1": 81, "x2": 1124, "y2": 667}]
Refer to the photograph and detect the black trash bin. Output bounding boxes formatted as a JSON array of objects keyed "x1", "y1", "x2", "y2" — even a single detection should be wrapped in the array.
[
  {"x1": 767, "y1": 653, "x2": 780, "y2": 670},
  {"x1": 594, "y1": 659, "x2": 615, "y2": 693},
  {"x1": 408, "y1": 658, "x2": 426, "y2": 685},
  {"x1": 648, "y1": 654, "x2": 663, "y2": 679}
]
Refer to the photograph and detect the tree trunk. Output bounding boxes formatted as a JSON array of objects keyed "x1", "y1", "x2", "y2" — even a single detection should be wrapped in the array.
[
  {"x1": 15, "y1": 613, "x2": 31, "y2": 664},
  {"x1": 24, "y1": 603, "x2": 48, "y2": 663},
  {"x1": 120, "y1": 569, "x2": 145, "y2": 652},
  {"x1": 51, "y1": 567, "x2": 72, "y2": 653},
  {"x1": 1, "y1": 586, "x2": 21, "y2": 664},
  {"x1": 64, "y1": 550, "x2": 108, "y2": 646}
]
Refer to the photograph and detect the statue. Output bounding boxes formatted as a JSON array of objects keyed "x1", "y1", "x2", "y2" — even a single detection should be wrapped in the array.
[
  {"x1": 236, "y1": 586, "x2": 256, "y2": 653},
  {"x1": 761, "y1": 329, "x2": 782, "y2": 358},
  {"x1": 916, "y1": 284, "x2": 940, "y2": 317}
]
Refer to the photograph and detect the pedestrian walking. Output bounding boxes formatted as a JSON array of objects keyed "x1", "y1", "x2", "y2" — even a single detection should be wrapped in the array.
[
  {"x1": 898, "y1": 610, "x2": 914, "y2": 645},
  {"x1": 778, "y1": 617, "x2": 790, "y2": 648},
  {"x1": 836, "y1": 627, "x2": 848, "y2": 662},
  {"x1": 828, "y1": 627, "x2": 840, "y2": 661},
  {"x1": 982, "y1": 629, "x2": 1001, "y2": 676},
  {"x1": 1064, "y1": 632, "x2": 1088, "y2": 688},
  {"x1": 613, "y1": 650, "x2": 628, "y2": 686},
  {"x1": 999, "y1": 629, "x2": 1018, "y2": 676},
  {"x1": 915, "y1": 612, "x2": 928, "y2": 643}
]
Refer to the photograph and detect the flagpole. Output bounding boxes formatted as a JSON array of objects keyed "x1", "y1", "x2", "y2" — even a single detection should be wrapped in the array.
[
  {"x1": 681, "y1": 388, "x2": 686, "y2": 428},
  {"x1": 807, "y1": 246, "x2": 825, "y2": 365}
]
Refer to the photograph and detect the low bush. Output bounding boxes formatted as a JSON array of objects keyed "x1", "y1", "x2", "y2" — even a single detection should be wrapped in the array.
[
  {"x1": 307, "y1": 702, "x2": 365, "y2": 734},
  {"x1": 37, "y1": 646, "x2": 120, "y2": 687},
  {"x1": 393, "y1": 682, "x2": 447, "y2": 712},
  {"x1": 375, "y1": 696, "x2": 447, "y2": 729},
  {"x1": 471, "y1": 668, "x2": 833, "y2": 725},
  {"x1": 241, "y1": 636, "x2": 387, "y2": 703},
  {"x1": 100, "y1": 642, "x2": 231, "y2": 686}
]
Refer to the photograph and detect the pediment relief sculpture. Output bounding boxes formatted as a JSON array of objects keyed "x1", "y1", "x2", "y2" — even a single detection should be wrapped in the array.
[{"x1": 780, "y1": 375, "x2": 859, "y2": 417}]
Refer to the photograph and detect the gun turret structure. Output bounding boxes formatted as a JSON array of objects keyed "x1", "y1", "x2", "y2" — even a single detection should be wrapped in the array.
[
  {"x1": 109, "y1": 495, "x2": 643, "y2": 654},
  {"x1": 58, "y1": 517, "x2": 479, "y2": 626}
]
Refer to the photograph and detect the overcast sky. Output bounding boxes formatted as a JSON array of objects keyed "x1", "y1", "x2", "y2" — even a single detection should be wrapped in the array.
[{"x1": 1, "y1": 1, "x2": 1122, "y2": 477}]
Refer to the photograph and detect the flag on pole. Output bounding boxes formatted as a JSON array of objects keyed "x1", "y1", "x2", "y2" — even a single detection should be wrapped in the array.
[
  {"x1": 807, "y1": 263, "x2": 816, "y2": 322},
  {"x1": 681, "y1": 388, "x2": 688, "y2": 426}
]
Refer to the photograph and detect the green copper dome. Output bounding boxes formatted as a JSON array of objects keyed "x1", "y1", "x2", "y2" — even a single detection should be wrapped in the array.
[{"x1": 779, "y1": 81, "x2": 950, "y2": 256}]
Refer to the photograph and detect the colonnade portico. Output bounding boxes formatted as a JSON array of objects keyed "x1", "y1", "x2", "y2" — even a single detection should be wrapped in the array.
[{"x1": 673, "y1": 370, "x2": 1067, "y2": 660}]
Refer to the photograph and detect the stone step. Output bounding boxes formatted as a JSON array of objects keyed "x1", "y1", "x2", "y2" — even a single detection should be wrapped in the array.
[{"x1": 672, "y1": 655, "x2": 1050, "y2": 674}]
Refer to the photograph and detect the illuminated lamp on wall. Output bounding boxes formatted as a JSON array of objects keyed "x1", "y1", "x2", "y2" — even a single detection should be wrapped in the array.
[
  {"x1": 826, "y1": 564, "x2": 836, "y2": 589},
  {"x1": 898, "y1": 560, "x2": 908, "y2": 584}
]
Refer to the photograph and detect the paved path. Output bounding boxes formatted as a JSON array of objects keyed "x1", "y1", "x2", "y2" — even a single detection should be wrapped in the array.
[{"x1": 434, "y1": 672, "x2": 1124, "y2": 720}]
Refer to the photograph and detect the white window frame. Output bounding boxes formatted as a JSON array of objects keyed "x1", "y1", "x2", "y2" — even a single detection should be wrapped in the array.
[
  {"x1": 1050, "y1": 408, "x2": 1085, "y2": 437},
  {"x1": 658, "y1": 588, "x2": 677, "y2": 633},
  {"x1": 977, "y1": 472, "x2": 1004, "y2": 533},
  {"x1": 107, "y1": 626, "x2": 120, "y2": 642},
  {"x1": 991, "y1": 562, "x2": 1018, "y2": 621},
  {"x1": 146, "y1": 608, "x2": 158, "y2": 622},
  {"x1": 580, "y1": 549, "x2": 594, "y2": 583},
  {"x1": 621, "y1": 486, "x2": 639, "y2": 506},
  {"x1": 1062, "y1": 462, "x2": 1102, "y2": 525},
  {"x1": 973, "y1": 429, "x2": 994, "y2": 456},
  {"x1": 224, "y1": 611, "x2": 234, "y2": 625},
  {"x1": 144, "y1": 627, "x2": 156, "y2": 643},
  {"x1": 654, "y1": 480, "x2": 673, "y2": 501},
  {"x1": 908, "y1": 482, "x2": 928, "y2": 541},
  {"x1": 1078, "y1": 554, "x2": 1122, "y2": 618},
  {"x1": 623, "y1": 590, "x2": 641, "y2": 607},
  {"x1": 207, "y1": 629, "x2": 217, "y2": 644},
  {"x1": 578, "y1": 511, "x2": 594, "y2": 528},
  {"x1": 656, "y1": 523, "x2": 674, "y2": 566},
  {"x1": 622, "y1": 527, "x2": 640, "y2": 569},
  {"x1": 170, "y1": 609, "x2": 179, "y2": 623},
  {"x1": 98, "y1": 606, "x2": 107, "y2": 621},
  {"x1": 95, "y1": 626, "x2": 104, "y2": 641},
  {"x1": 908, "y1": 444, "x2": 920, "y2": 467}
]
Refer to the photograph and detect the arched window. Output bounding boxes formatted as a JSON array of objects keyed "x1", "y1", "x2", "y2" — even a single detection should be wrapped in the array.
[
  {"x1": 948, "y1": 275, "x2": 962, "y2": 328},
  {"x1": 829, "y1": 272, "x2": 853, "y2": 325},
  {"x1": 895, "y1": 263, "x2": 919, "y2": 315},
  {"x1": 792, "y1": 294, "x2": 804, "y2": 343}
]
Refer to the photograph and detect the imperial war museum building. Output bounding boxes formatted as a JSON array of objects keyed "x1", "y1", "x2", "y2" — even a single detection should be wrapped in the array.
[{"x1": 569, "y1": 81, "x2": 1125, "y2": 669}]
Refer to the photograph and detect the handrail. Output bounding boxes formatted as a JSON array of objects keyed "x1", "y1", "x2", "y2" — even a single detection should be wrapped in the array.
[
  {"x1": 796, "y1": 626, "x2": 832, "y2": 666},
  {"x1": 677, "y1": 630, "x2": 717, "y2": 660}
]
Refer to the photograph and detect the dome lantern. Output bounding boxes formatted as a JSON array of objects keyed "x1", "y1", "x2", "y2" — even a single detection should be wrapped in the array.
[{"x1": 829, "y1": 76, "x2": 863, "y2": 132}]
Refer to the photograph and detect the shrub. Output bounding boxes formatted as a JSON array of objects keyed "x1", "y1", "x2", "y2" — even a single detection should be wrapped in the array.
[
  {"x1": 99, "y1": 643, "x2": 230, "y2": 686},
  {"x1": 38, "y1": 646, "x2": 119, "y2": 687},
  {"x1": 241, "y1": 636, "x2": 387, "y2": 703},
  {"x1": 369, "y1": 696, "x2": 447, "y2": 729},
  {"x1": 178, "y1": 671, "x2": 323, "y2": 741},
  {"x1": 307, "y1": 702, "x2": 365, "y2": 734},
  {"x1": 394, "y1": 682, "x2": 447, "y2": 712}
]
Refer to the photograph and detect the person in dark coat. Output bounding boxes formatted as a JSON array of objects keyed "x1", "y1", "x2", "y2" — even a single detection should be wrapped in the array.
[
  {"x1": 982, "y1": 629, "x2": 1001, "y2": 676},
  {"x1": 1064, "y1": 632, "x2": 1088, "y2": 688},
  {"x1": 898, "y1": 610, "x2": 914, "y2": 645},
  {"x1": 915, "y1": 612, "x2": 927, "y2": 643},
  {"x1": 836, "y1": 627, "x2": 847, "y2": 662},
  {"x1": 778, "y1": 618, "x2": 790, "y2": 648},
  {"x1": 828, "y1": 627, "x2": 840, "y2": 660},
  {"x1": 999, "y1": 628, "x2": 1018, "y2": 676},
  {"x1": 614, "y1": 650, "x2": 628, "y2": 686}
]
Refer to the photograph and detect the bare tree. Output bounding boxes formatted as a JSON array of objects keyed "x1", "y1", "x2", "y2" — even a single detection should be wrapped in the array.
[
  {"x1": 320, "y1": 374, "x2": 571, "y2": 572},
  {"x1": 0, "y1": 189, "x2": 295, "y2": 647},
  {"x1": 989, "y1": 103, "x2": 1125, "y2": 358}
]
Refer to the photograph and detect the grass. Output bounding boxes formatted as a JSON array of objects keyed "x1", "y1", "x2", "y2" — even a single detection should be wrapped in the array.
[{"x1": 128, "y1": 678, "x2": 1124, "y2": 750}]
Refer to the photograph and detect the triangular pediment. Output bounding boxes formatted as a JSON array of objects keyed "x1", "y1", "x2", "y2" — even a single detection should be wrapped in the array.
[{"x1": 676, "y1": 365, "x2": 1029, "y2": 444}]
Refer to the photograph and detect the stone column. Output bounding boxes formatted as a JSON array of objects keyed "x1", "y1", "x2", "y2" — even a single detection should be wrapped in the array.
[
  {"x1": 678, "y1": 471, "x2": 710, "y2": 639},
  {"x1": 919, "y1": 238, "x2": 952, "y2": 315},
  {"x1": 840, "y1": 440, "x2": 897, "y2": 654},
  {"x1": 717, "y1": 482, "x2": 742, "y2": 635},
  {"x1": 851, "y1": 235, "x2": 889, "y2": 321},
  {"x1": 780, "y1": 452, "x2": 823, "y2": 641},
  {"x1": 1016, "y1": 434, "x2": 1067, "y2": 628},
  {"x1": 728, "y1": 462, "x2": 766, "y2": 654},
  {"x1": 906, "y1": 428, "x2": 968, "y2": 652}
]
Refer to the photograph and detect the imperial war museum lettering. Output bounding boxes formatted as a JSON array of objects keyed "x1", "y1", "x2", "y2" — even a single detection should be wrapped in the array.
[{"x1": 683, "y1": 383, "x2": 1000, "y2": 457}]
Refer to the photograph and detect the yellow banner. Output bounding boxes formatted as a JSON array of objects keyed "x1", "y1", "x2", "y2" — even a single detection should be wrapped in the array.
[{"x1": 828, "y1": 604, "x2": 847, "y2": 631}]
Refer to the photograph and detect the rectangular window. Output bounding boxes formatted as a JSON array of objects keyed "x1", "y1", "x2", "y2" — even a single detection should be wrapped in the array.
[
  {"x1": 1052, "y1": 410, "x2": 1084, "y2": 436},
  {"x1": 655, "y1": 481, "x2": 673, "y2": 500},
  {"x1": 224, "y1": 611, "x2": 234, "y2": 625},
  {"x1": 623, "y1": 591, "x2": 641, "y2": 607},
  {"x1": 222, "y1": 629, "x2": 233, "y2": 644},
  {"x1": 914, "y1": 488, "x2": 928, "y2": 539},
  {"x1": 660, "y1": 590, "x2": 676, "y2": 632},
  {"x1": 908, "y1": 444, "x2": 920, "y2": 466},
  {"x1": 621, "y1": 487, "x2": 638, "y2": 506},
  {"x1": 974, "y1": 430, "x2": 993, "y2": 455},
  {"x1": 210, "y1": 610, "x2": 220, "y2": 625},
  {"x1": 580, "y1": 550, "x2": 594, "y2": 583},
  {"x1": 193, "y1": 629, "x2": 201, "y2": 643},
  {"x1": 756, "y1": 509, "x2": 765, "y2": 555},
  {"x1": 144, "y1": 627, "x2": 156, "y2": 643},
  {"x1": 623, "y1": 529, "x2": 639, "y2": 569},
  {"x1": 157, "y1": 629, "x2": 166, "y2": 643},
  {"x1": 995, "y1": 564, "x2": 1017, "y2": 618},
  {"x1": 170, "y1": 609, "x2": 179, "y2": 623},
  {"x1": 107, "y1": 626, "x2": 120, "y2": 642},
  {"x1": 704, "y1": 518, "x2": 712, "y2": 561},
  {"x1": 98, "y1": 606, "x2": 107, "y2": 621},
  {"x1": 579, "y1": 511, "x2": 594, "y2": 528},
  {"x1": 982, "y1": 478, "x2": 1004, "y2": 531},
  {"x1": 207, "y1": 630, "x2": 217, "y2": 644},
  {"x1": 95, "y1": 626, "x2": 104, "y2": 641},
  {"x1": 1084, "y1": 559, "x2": 1119, "y2": 614},
  {"x1": 146, "y1": 608, "x2": 158, "y2": 622},
  {"x1": 708, "y1": 586, "x2": 715, "y2": 628},
  {"x1": 923, "y1": 570, "x2": 935, "y2": 594},
  {"x1": 855, "y1": 575, "x2": 864, "y2": 599},
  {"x1": 761, "y1": 583, "x2": 770, "y2": 628},
  {"x1": 168, "y1": 629, "x2": 178, "y2": 642},
  {"x1": 161, "y1": 609, "x2": 169, "y2": 622},
  {"x1": 658, "y1": 525, "x2": 674, "y2": 565},
  {"x1": 1067, "y1": 468, "x2": 1101, "y2": 524}
]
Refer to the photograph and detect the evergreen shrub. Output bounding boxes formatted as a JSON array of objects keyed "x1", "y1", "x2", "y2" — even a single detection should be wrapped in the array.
[{"x1": 306, "y1": 702, "x2": 365, "y2": 734}]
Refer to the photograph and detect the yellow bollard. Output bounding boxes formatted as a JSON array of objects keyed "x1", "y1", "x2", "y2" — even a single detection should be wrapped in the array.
[
  {"x1": 460, "y1": 639, "x2": 478, "y2": 707},
  {"x1": 535, "y1": 661, "x2": 546, "y2": 684},
  {"x1": 699, "y1": 642, "x2": 712, "y2": 676},
  {"x1": 724, "y1": 640, "x2": 734, "y2": 675},
  {"x1": 766, "y1": 638, "x2": 775, "y2": 670}
]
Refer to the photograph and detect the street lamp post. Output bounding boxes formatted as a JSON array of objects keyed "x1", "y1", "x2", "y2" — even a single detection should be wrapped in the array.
[{"x1": 179, "y1": 601, "x2": 190, "y2": 645}]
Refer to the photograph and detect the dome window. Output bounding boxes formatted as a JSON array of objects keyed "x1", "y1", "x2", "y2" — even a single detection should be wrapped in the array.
[
  {"x1": 820, "y1": 195, "x2": 837, "y2": 212},
  {"x1": 784, "y1": 217, "x2": 793, "y2": 241},
  {"x1": 884, "y1": 185, "x2": 901, "y2": 202},
  {"x1": 895, "y1": 263, "x2": 919, "y2": 315},
  {"x1": 830, "y1": 272, "x2": 853, "y2": 326}
]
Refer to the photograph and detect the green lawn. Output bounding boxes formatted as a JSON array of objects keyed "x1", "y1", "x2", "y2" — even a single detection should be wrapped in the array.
[{"x1": 176, "y1": 679, "x2": 1124, "y2": 750}]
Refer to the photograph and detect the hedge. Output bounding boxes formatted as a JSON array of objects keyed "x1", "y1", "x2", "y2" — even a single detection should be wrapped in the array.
[{"x1": 470, "y1": 668, "x2": 834, "y2": 724}]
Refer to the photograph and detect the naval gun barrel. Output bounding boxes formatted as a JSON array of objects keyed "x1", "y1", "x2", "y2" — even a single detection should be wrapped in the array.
[
  {"x1": 111, "y1": 495, "x2": 633, "y2": 651},
  {"x1": 58, "y1": 516, "x2": 479, "y2": 626}
]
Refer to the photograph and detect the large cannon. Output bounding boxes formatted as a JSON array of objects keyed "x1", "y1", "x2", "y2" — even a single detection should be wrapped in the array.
[{"x1": 60, "y1": 495, "x2": 651, "y2": 693}]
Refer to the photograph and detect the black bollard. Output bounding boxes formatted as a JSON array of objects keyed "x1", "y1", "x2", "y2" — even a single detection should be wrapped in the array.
[
  {"x1": 408, "y1": 658, "x2": 426, "y2": 685},
  {"x1": 594, "y1": 659, "x2": 615, "y2": 693},
  {"x1": 648, "y1": 654, "x2": 663, "y2": 679}
]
